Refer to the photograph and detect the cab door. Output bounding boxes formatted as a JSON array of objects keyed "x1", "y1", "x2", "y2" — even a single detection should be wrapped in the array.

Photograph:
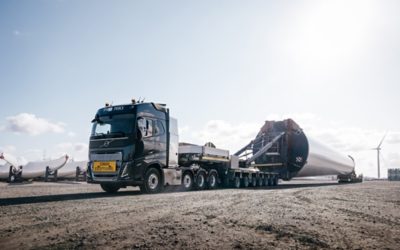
[
  {"x1": 136, "y1": 117, "x2": 155, "y2": 160},
  {"x1": 152, "y1": 119, "x2": 167, "y2": 166}
]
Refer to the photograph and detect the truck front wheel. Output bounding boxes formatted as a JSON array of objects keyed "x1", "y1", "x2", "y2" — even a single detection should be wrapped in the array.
[
  {"x1": 140, "y1": 168, "x2": 163, "y2": 194},
  {"x1": 100, "y1": 183, "x2": 120, "y2": 193}
]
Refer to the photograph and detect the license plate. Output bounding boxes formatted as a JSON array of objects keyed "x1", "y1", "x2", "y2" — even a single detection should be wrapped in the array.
[{"x1": 93, "y1": 161, "x2": 116, "y2": 172}]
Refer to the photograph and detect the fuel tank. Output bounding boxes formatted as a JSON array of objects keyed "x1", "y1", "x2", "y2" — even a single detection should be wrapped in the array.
[{"x1": 253, "y1": 119, "x2": 354, "y2": 179}]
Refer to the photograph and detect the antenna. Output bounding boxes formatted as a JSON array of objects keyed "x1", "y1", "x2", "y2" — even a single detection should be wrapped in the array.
[{"x1": 372, "y1": 133, "x2": 387, "y2": 179}]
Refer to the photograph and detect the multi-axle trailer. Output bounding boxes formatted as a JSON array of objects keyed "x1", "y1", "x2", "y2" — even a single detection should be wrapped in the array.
[{"x1": 87, "y1": 101, "x2": 360, "y2": 194}]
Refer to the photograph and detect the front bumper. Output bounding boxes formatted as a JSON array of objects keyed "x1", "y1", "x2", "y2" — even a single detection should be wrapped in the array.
[{"x1": 87, "y1": 160, "x2": 145, "y2": 185}]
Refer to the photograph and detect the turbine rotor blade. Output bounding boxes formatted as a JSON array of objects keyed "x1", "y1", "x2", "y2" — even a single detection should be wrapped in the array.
[{"x1": 377, "y1": 132, "x2": 387, "y2": 148}]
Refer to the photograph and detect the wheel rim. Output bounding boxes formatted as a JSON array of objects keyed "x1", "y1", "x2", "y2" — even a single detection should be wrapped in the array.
[
  {"x1": 184, "y1": 174, "x2": 192, "y2": 188},
  {"x1": 197, "y1": 174, "x2": 204, "y2": 187},
  {"x1": 148, "y1": 173, "x2": 159, "y2": 190},
  {"x1": 209, "y1": 174, "x2": 216, "y2": 187}
]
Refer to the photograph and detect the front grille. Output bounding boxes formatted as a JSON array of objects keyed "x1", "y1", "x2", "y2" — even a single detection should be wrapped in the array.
[{"x1": 89, "y1": 152, "x2": 123, "y2": 181}]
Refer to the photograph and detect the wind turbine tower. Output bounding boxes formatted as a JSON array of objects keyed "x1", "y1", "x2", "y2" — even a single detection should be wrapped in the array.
[{"x1": 372, "y1": 134, "x2": 387, "y2": 179}]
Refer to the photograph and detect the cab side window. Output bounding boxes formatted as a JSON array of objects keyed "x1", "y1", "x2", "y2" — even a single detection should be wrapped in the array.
[
  {"x1": 146, "y1": 119, "x2": 153, "y2": 137},
  {"x1": 138, "y1": 117, "x2": 152, "y2": 138},
  {"x1": 138, "y1": 118, "x2": 164, "y2": 137},
  {"x1": 153, "y1": 120, "x2": 165, "y2": 136}
]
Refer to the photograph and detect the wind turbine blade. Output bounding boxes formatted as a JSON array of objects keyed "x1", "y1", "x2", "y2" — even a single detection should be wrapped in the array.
[{"x1": 377, "y1": 132, "x2": 387, "y2": 148}]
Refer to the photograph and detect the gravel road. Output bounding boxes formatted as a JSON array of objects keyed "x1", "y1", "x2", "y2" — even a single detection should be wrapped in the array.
[{"x1": 0, "y1": 180, "x2": 399, "y2": 249}]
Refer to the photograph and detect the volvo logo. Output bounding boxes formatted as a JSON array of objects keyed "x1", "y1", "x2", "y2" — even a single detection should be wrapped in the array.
[
  {"x1": 296, "y1": 156, "x2": 303, "y2": 163},
  {"x1": 102, "y1": 140, "x2": 112, "y2": 147}
]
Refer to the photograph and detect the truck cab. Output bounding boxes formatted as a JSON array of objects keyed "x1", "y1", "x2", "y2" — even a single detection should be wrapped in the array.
[{"x1": 87, "y1": 101, "x2": 180, "y2": 193}]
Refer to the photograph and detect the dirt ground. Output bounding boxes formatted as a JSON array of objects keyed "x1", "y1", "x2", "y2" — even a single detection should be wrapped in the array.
[{"x1": 0, "y1": 180, "x2": 399, "y2": 250}]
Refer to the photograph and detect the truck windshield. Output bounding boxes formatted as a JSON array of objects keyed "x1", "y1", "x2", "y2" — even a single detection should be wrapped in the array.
[{"x1": 91, "y1": 114, "x2": 135, "y2": 138}]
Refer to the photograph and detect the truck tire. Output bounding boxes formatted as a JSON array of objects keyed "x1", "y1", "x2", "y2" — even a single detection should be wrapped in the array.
[
  {"x1": 272, "y1": 176, "x2": 278, "y2": 186},
  {"x1": 242, "y1": 176, "x2": 249, "y2": 188},
  {"x1": 257, "y1": 177, "x2": 263, "y2": 187},
  {"x1": 100, "y1": 183, "x2": 120, "y2": 193},
  {"x1": 182, "y1": 171, "x2": 194, "y2": 191},
  {"x1": 195, "y1": 171, "x2": 206, "y2": 190},
  {"x1": 222, "y1": 176, "x2": 230, "y2": 188},
  {"x1": 208, "y1": 171, "x2": 218, "y2": 189},
  {"x1": 251, "y1": 177, "x2": 257, "y2": 187},
  {"x1": 140, "y1": 167, "x2": 163, "y2": 194},
  {"x1": 233, "y1": 176, "x2": 241, "y2": 188},
  {"x1": 267, "y1": 177, "x2": 273, "y2": 186}
]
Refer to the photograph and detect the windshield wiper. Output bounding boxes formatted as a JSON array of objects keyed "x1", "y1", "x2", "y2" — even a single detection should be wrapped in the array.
[
  {"x1": 93, "y1": 133, "x2": 106, "y2": 138},
  {"x1": 109, "y1": 131, "x2": 126, "y2": 137}
]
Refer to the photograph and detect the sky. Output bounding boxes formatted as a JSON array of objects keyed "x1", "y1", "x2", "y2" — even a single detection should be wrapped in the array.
[{"x1": 0, "y1": 0, "x2": 399, "y2": 178}]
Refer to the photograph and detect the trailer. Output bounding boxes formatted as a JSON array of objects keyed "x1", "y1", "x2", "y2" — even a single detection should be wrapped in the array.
[
  {"x1": 87, "y1": 101, "x2": 358, "y2": 194},
  {"x1": 176, "y1": 142, "x2": 279, "y2": 191}
]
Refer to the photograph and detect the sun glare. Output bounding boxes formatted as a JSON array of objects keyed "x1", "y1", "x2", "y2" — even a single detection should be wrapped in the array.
[{"x1": 288, "y1": 1, "x2": 376, "y2": 72}]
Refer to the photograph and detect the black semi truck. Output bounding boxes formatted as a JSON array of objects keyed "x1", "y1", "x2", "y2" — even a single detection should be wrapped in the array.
[
  {"x1": 86, "y1": 101, "x2": 360, "y2": 194},
  {"x1": 86, "y1": 100, "x2": 317, "y2": 194}
]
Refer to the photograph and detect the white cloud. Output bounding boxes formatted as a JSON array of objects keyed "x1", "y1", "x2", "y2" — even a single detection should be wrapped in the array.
[
  {"x1": 5, "y1": 113, "x2": 65, "y2": 136},
  {"x1": 387, "y1": 132, "x2": 400, "y2": 145},
  {"x1": 178, "y1": 126, "x2": 189, "y2": 135},
  {"x1": 55, "y1": 142, "x2": 88, "y2": 161},
  {"x1": 386, "y1": 153, "x2": 400, "y2": 168},
  {"x1": 0, "y1": 145, "x2": 16, "y2": 154},
  {"x1": 189, "y1": 120, "x2": 261, "y2": 152}
]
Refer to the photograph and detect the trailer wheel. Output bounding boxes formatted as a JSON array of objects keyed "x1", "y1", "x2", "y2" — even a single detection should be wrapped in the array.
[
  {"x1": 100, "y1": 183, "x2": 120, "y2": 193},
  {"x1": 222, "y1": 176, "x2": 230, "y2": 188},
  {"x1": 195, "y1": 171, "x2": 207, "y2": 190},
  {"x1": 182, "y1": 171, "x2": 194, "y2": 191},
  {"x1": 233, "y1": 176, "x2": 241, "y2": 188},
  {"x1": 257, "y1": 177, "x2": 263, "y2": 187},
  {"x1": 242, "y1": 176, "x2": 249, "y2": 188},
  {"x1": 272, "y1": 176, "x2": 278, "y2": 186},
  {"x1": 140, "y1": 167, "x2": 163, "y2": 194},
  {"x1": 208, "y1": 171, "x2": 218, "y2": 189},
  {"x1": 267, "y1": 177, "x2": 273, "y2": 186},
  {"x1": 251, "y1": 177, "x2": 257, "y2": 187}
]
